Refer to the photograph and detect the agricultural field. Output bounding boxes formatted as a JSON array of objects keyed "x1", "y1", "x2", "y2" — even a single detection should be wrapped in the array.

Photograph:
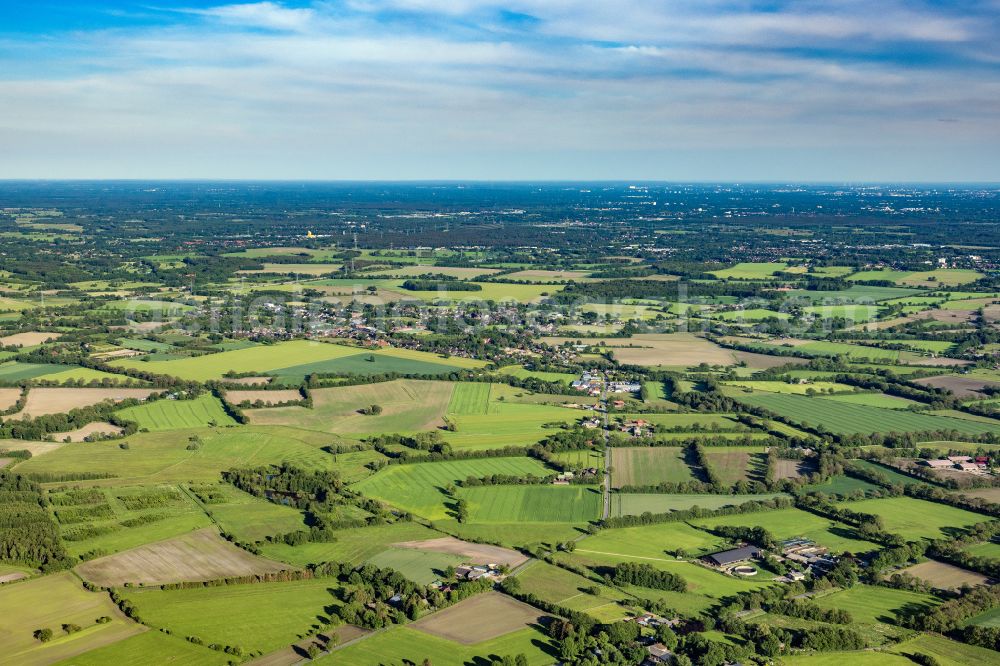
[
  {"x1": 460, "y1": 484, "x2": 603, "y2": 523},
  {"x1": 693, "y1": 507, "x2": 881, "y2": 554},
  {"x1": 246, "y1": 379, "x2": 454, "y2": 435},
  {"x1": 409, "y1": 592, "x2": 545, "y2": 644},
  {"x1": 900, "y1": 560, "x2": 990, "y2": 590},
  {"x1": 352, "y1": 457, "x2": 551, "y2": 519},
  {"x1": 118, "y1": 578, "x2": 341, "y2": 655},
  {"x1": 76, "y1": 528, "x2": 293, "y2": 587},
  {"x1": 608, "y1": 446, "x2": 696, "y2": 488},
  {"x1": 11, "y1": 387, "x2": 155, "y2": 419},
  {"x1": 836, "y1": 497, "x2": 989, "y2": 541},
  {"x1": 701, "y1": 446, "x2": 768, "y2": 485},
  {"x1": 610, "y1": 492, "x2": 789, "y2": 516},
  {"x1": 0, "y1": 572, "x2": 143, "y2": 666},
  {"x1": 608, "y1": 333, "x2": 737, "y2": 367},
  {"x1": 116, "y1": 393, "x2": 237, "y2": 431},
  {"x1": 6, "y1": 187, "x2": 1000, "y2": 666},
  {"x1": 731, "y1": 391, "x2": 1000, "y2": 435}
]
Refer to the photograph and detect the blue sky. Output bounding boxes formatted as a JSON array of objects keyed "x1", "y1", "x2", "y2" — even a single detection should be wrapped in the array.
[{"x1": 0, "y1": 1, "x2": 997, "y2": 180}]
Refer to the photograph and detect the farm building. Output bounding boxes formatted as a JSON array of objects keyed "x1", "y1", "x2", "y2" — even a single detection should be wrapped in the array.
[{"x1": 703, "y1": 545, "x2": 761, "y2": 567}]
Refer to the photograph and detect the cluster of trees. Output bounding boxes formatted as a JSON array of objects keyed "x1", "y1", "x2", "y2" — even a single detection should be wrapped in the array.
[
  {"x1": 0, "y1": 471, "x2": 71, "y2": 570},
  {"x1": 607, "y1": 562, "x2": 686, "y2": 592}
]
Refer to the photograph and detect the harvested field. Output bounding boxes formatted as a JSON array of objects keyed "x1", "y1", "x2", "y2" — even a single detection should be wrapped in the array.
[
  {"x1": 220, "y1": 376, "x2": 273, "y2": 386},
  {"x1": 0, "y1": 439, "x2": 61, "y2": 457},
  {"x1": 393, "y1": 536, "x2": 528, "y2": 568},
  {"x1": 0, "y1": 572, "x2": 28, "y2": 584},
  {"x1": 0, "y1": 387, "x2": 21, "y2": 411},
  {"x1": 410, "y1": 592, "x2": 544, "y2": 644},
  {"x1": 609, "y1": 333, "x2": 736, "y2": 367},
  {"x1": 54, "y1": 421, "x2": 123, "y2": 442},
  {"x1": 773, "y1": 458, "x2": 815, "y2": 480},
  {"x1": 923, "y1": 308, "x2": 974, "y2": 323},
  {"x1": 12, "y1": 387, "x2": 155, "y2": 419},
  {"x1": 504, "y1": 269, "x2": 590, "y2": 281},
  {"x1": 0, "y1": 331, "x2": 60, "y2": 346},
  {"x1": 913, "y1": 375, "x2": 1000, "y2": 398},
  {"x1": 609, "y1": 447, "x2": 696, "y2": 488},
  {"x1": 847, "y1": 316, "x2": 920, "y2": 332},
  {"x1": 903, "y1": 356, "x2": 972, "y2": 367},
  {"x1": 225, "y1": 390, "x2": 302, "y2": 406},
  {"x1": 957, "y1": 487, "x2": 1000, "y2": 503},
  {"x1": 732, "y1": 351, "x2": 808, "y2": 369},
  {"x1": 901, "y1": 560, "x2": 990, "y2": 590},
  {"x1": 76, "y1": 528, "x2": 294, "y2": 587}
]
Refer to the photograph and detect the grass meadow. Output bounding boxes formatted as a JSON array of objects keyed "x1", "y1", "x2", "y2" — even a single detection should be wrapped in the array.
[
  {"x1": 117, "y1": 394, "x2": 237, "y2": 431},
  {"x1": 352, "y1": 457, "x2": 550, "y2": 520}
]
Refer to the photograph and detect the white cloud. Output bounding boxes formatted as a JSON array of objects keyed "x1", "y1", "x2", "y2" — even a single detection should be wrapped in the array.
[{"x1": 187, "y1": 2, "x2": 317, "y2": 32}]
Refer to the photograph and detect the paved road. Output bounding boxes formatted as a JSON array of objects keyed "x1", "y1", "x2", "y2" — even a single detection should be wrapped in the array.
[{"x1": 601, "y1": 387, "x2": 611, "y2": 520}]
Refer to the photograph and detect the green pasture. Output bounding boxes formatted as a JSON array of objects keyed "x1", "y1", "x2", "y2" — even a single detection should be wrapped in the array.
[
  {"x1": 834, "y1": 496, "x2": 989, "y2": 541},
  {"x1": 117, "y1": 394, "x2": 237, "y2": 431},
  {"x1": 730, "y1": 391, "x2": 1000, "y2": 435},
  {"x1": 352, "y1": 457, "x2": 550, "y2": 520},
  {"x1": 119, "y1": 578, "x2": 340, "y2": 655},
  {"x1": 460, "y1": 484, "x2": 603, "y2": 523},
  {"x1": 693, "y1": 507, "x2": 881, "y2": 554}
]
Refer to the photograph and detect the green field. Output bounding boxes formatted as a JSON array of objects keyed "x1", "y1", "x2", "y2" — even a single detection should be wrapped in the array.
[
  {"x1": 15, "y1": 426, "x2": 337, "y2": 485},
  {"x1": 795, "y1": 340, "x2": 898, "y2": 360},
  {"x1": 461, "y1": 484, "x2": 603, "y2": 523},
  {"x1": 498, "y1": 365, "x2": 576, "y2": 384},
  {"x1": 803, "y1": 475, "x2": 882, "y2": 496},
  {"x1": 610, "y1": 492, "x2": 789, "y2": 517},
  {"x1": 52, "y1": 630, "x2": 229, "y2": 666},
  {"x1": 119, "y1": 578, "x2": 340, "y2": 654},
  {"x1": 199, "y1": 483, "x2": 308, "y2": 542},
  {"x1": 702, "y1": 446, "x2": 767, "y2": 485},
  {"x1": 443, "y1": 401, "x2": 582, "y2": 449},
  {"x1": 724, "y1": 380, "x2": 858, "y2": 395},
  {"x1": 835, "y1": 496, "x2": 989, "y2": 540},
  {"x1": 0, "y1": 572, "x2": 143, "y2": 665},
  {"x1": 579, "y1": 520, "x2": 725, "y2": 558},
  {"x1": 889, "y1": 633, "x2": 1000, "y2": 666},
  {"x1": 247, "y1": 379, "x2": 455, "y2": 436},
  {"x1": 516, "y1": 560, "x2": 631, "y2": 621},
  {"x1": 366, "y1": 547, "x2": 467, "y2": 584},
  {"x1": 710, "y1": 262, "x2": 789, "y2": 279},
  {"x1": 318, "y1": 625, "x2": 557, "y2": 666},
  {"x1": 731, "y1": 391, "x2": 1000, "y2": 435},
  {"x1": 813, "y1": 584, "x2": 939, "y2": 625},
  {"x1": 352, "y1": 457, "x2": 551, "y2": 520},
  {"x1": 446, "y1": 382, "x2": 492, "y2": 415},
  {"x1": 822, "y1": 392, "x2": 919, "y2": 409},
  {"x1": 609, "y1": 446, "x2": 695, "y2": 488},
  {"x1": 693, "y1": 507, "x2": 881, "y2": 554},
  {"x1": 116, "y1": 394, "x2": 237, "y2": 431},
  {"x1": 259, "y1": 522, "x2": 442, "y2": 567}
]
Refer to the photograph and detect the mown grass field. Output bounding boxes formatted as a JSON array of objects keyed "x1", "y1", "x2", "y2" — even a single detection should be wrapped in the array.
[
  {"x1": 365, "y1": 547, "x2": 467, "y2": 584},
  {"x1": 461, "y1": 484, "x2": 603, "y2": 523},
  {"x1": 838, "y1": 497, "x2": 989, "y2": 541},
  {"x1": 0, "y1": 572, "x2": 143, "y2": 666},
  {"x1": 609, "y1": 446, "x2": 695, "y2": 488},
  {"x1": 610, "y1": 492, "x2": 789, "y2": 517},
  {"x1": 247, "y1": 379, "x2": 454, "y2": 435},
  {"x1": 731, "y1": 391, "x2": 1000, "y2": 435},
  {"x1": 446, "y1": 382, "x2": 492, "y2": 415},
  {"x1": 709, "y1": 262, "x2": 789, "y2": 279},
  {"x1": 889, "y1": 633, "x2": 1000, "y2": 666},
  {"x1": 352, "y1": 457, "x2": 550, "y2": 520},
  {"x1": 117, "y1": 394, "x2": 237, "y2": 431},
  {"x1": 323, "y1": 625, "x2": 557, "y2": 666},
  {"x1": 15, "y1": 425, "x2": 336, "y2": 485},
  {"x1": 813, "y1": 584, "x2": 939, "y2": 625},
  {"x1": 577, "y1": 521, "x2": 725, "y2": 558},
  {"x1": 822, "y1": 392, "x2": 920, "y2": 409},
  {"x1": 51, "y1": 630, "x2": 229, "y2": 666},
  {"x1": 199, "y1": 483, "x2": 308, "y2": 542},
  {"x1": 693, "y1": 507, "x2": 881, "y2": 554},
  {"x1": 516, "y1": 561, "x2": 631, "y2": 621},
  {"x1": 443, "y1": 401, "x2": 582, "y2": 449},
  {"x1": 702, "y1": 446, "x2": 768, "y2": 485},
  {"x1": 258, "y1": 522, "x2": 441, "y2": 567},
  {"x1": 723, "y1": 380, "x2": 858, "y2": 395},
  {"x1": 119, "y1": 579, "x2": 340, "y2": 655}
]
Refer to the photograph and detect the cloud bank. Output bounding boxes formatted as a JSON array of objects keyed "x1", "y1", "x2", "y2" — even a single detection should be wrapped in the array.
[{"x1": 0, "y1": 0, "x2": 997, "y2": 180}]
